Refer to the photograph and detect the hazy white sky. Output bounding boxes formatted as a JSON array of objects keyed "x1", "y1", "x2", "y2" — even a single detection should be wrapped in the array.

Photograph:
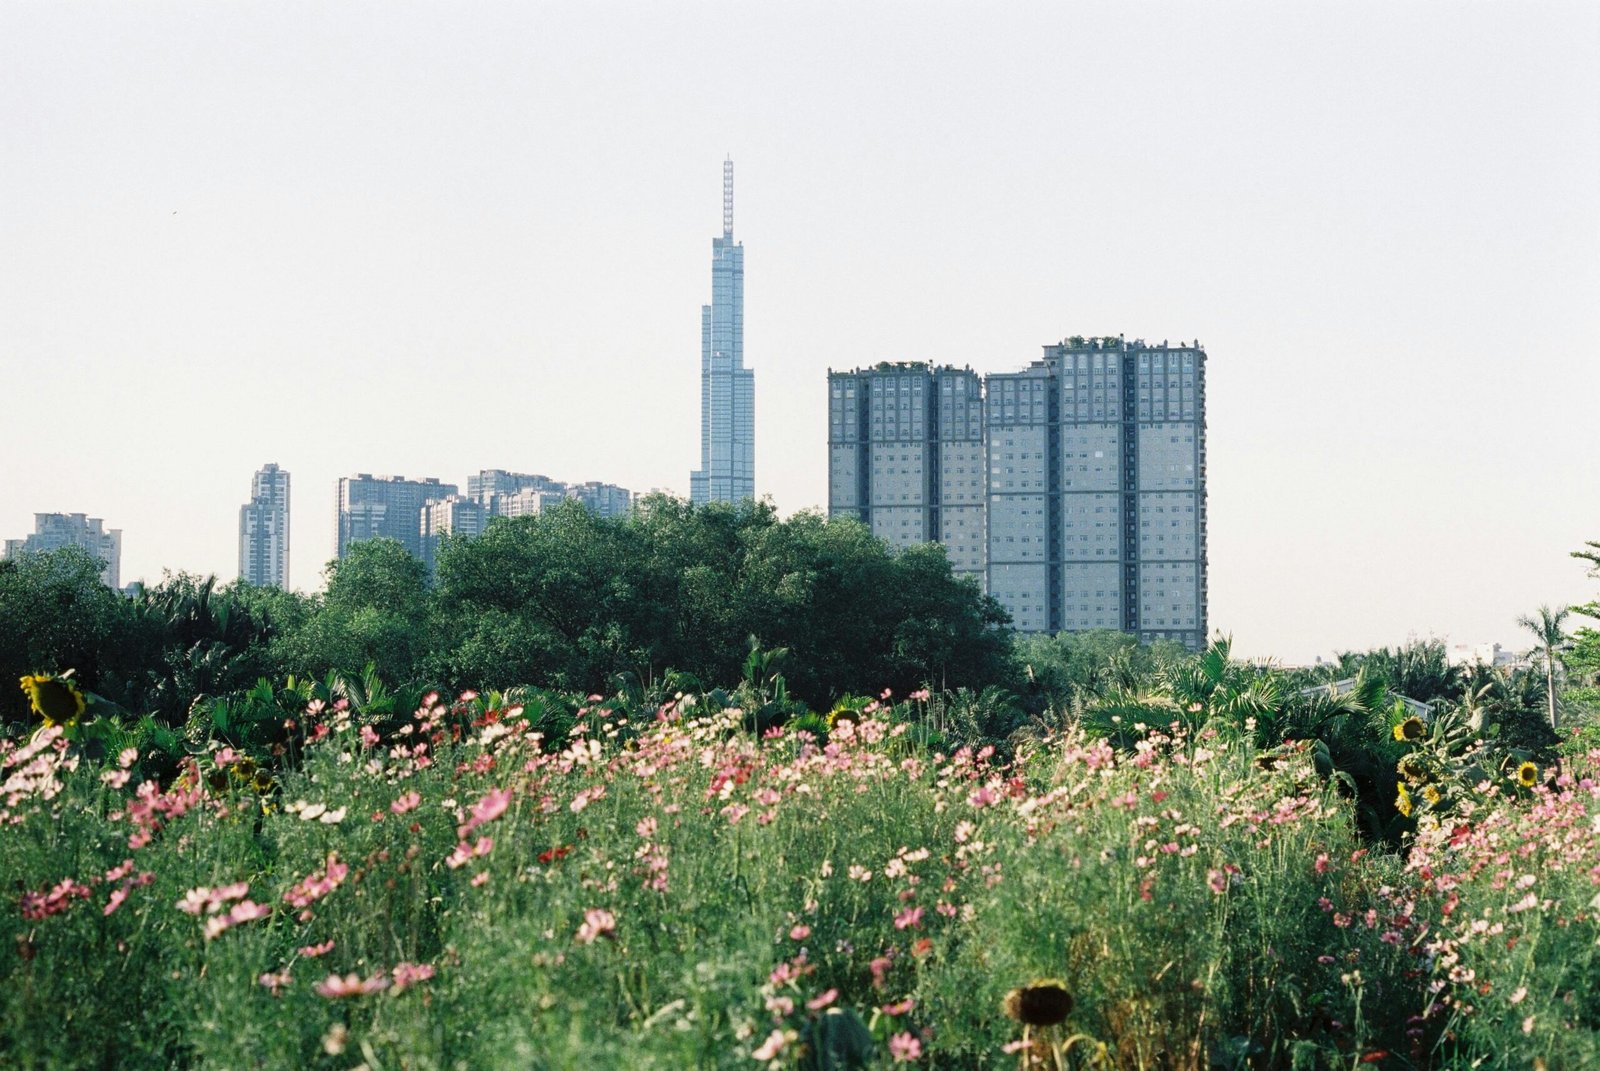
[{"x1": 3, "y1": 2, "x2": 1597, "y2": 663}]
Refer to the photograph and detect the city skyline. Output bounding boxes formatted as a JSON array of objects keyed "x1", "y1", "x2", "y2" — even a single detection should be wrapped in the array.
[{"x1": 3, "y1": 4, "x2": 1596, "y2": 663}]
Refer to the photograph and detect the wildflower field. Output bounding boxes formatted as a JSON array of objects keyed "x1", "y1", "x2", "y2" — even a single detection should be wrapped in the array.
[{"x1": 3, "y1": 684, "x2": 1598, "y2": 1070}]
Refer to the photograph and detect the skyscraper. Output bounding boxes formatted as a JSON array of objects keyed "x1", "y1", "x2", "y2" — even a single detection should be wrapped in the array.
[
  {"x1": 690, "y1": 157, "x2": 755, "y2": 505},
  {"x1": 3, "y1": 513, "x2": 122, "y2": 588},
  {"x1": 336, "y1": 474, "x2": 457, "y2": 560},
  {"x1": 827, "y1": 363, "x2": 986, "y2": 585},
  {"x1": 987, "y1": 338, "x2": 1207, "y2": 647},
  {"x1": 238, "y1": 462, "x2": 290, "y2": 588}
]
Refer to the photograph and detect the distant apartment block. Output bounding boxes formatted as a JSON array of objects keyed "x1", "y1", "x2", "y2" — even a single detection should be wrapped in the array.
[
  {"x1": 566, "y1": 481, "x2": 633, "y2": 518},
  {"x1": 826, "y1": 363, "x2": 986, "y2": 583},
  {"x1": 238, "y1": 463, "x2": 290, "y2": 588},
  {"x1": 827, "y1": 338, "x2": 1208, "y2": 649},
  {"x1": 987, "y1": 338, "x2": 1206, "y2": 646},
  {"x1": 336, "y1": 474, "x2": 457, "y2": 560},
  {"x1": 467, "y1": 470, "x2": 634, "y2": 520},
  {"x1": 4, "y1": 512, "x2": 123, "y2": 588},
  {"x1": 419, "y1": 495, "x2": 487, "y2": 570}
]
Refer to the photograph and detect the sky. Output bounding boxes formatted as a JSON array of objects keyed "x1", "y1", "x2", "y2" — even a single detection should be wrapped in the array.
[{"x1": 3, "y1": 2, "x2": 1597, "y2": 664}]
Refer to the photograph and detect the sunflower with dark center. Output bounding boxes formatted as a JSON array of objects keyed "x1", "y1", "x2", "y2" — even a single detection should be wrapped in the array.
[
  {"x1": 19, "y1": 674, "x2": 86, "y2": 727},
  {"x1": 1516, "y1": 762, "x2": 1539, "y2": 788},
  {"x1": 1392, "y1": 717, "x2": 1426, "y2": 743},
  {"x1": 1002, "y1": 979, "x2": 1074, "y2": 1027}
]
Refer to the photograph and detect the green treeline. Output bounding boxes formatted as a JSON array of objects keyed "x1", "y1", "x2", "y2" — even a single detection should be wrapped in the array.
[{"x1": 0, "y1": 499, "x2": 1012, "y2": 723}]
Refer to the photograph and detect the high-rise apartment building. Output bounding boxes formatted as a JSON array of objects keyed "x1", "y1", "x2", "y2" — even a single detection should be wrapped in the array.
[
  {"x1": 336, "y1": 474, "x2": 457, "y2": 560},
  {"x1": 987, "y1": 338, "x2": 1206, "y2": 646},
  {"x1": 825, "y1": 338, "x2": 1208, "y2": 649},
  {"x1": 466, "y1": 470, "x2": 566, "y2": 511},
  {"x1": 419, "y1": 495, "x2": 487, "y2": 570},
  {"x1": 3, "y1": 513, "x2": 122, "y2": 588},
  {"x1": 238, "y1": 463, "x2": 290, "y2": 588},
  {"x1": 565, "y1": 481, "x2": 634, "y2": 518},
  {"x1": 690, "y1": 157, "x2": 755, "y2": 505},
  {"x1": 826, "y1": 363, "x2": 986, "y2": 584}
]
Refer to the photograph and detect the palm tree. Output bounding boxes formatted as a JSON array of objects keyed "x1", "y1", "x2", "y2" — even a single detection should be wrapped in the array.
[{"x1": 1517, "y1": 604, "x2": 1570, "y2": 730}]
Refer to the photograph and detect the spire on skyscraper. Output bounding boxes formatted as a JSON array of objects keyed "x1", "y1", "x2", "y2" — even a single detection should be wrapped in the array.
[{"x1": 723, "y1": 156, "x2": 734, "y2": 238}]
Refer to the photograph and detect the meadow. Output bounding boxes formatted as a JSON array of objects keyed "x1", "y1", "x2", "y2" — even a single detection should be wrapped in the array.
[{"x1": 3, "y1": 678, "x2": 1596, "y2": 1070}]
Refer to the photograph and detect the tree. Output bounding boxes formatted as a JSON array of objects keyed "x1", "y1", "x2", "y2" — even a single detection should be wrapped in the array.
[
  {"x1": 1517, "y1": 604, "x2": 1570, "y2": 730},
  {"x1": 0, "y1": 547, "x2": 140, "y2": 721}
]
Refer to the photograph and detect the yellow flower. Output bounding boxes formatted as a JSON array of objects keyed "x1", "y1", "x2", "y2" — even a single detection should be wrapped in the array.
[
  {"x1": 1002, "y1": 979, "x2": 1074, "y2": 1027},
  {"x1": 1516, "y1": 762, "x2": 1538, "y2": 789},
  {"x1": 19, "y1": 674, "x2": 86, "y2": 727},
  {"x1": 1394, "y1": 782, "x2": 1414, "y2": 818},
  {"x1": 1422, "y1": 784, "x2": 1442, "y2": 806},
  {"x1": 1393, "y1": 717, "x2": 1426, "y2": 743}
]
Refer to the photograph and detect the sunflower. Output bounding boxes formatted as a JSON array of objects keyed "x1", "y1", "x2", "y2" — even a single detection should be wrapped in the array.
[
  {"x1": 1392, "y1": 717, "x2": 1426, "y2": 743},
  {"x1": 1516, "y1": 762, "x2": 1538, "y2": 789},
  {"x1": 1421, "y1": 784, "x2": 1442, "y2": 806},
  {"x1": 1394, "y1": 782, "x2": 1414, "y2": 818},
  {"x1": 1397, "y1": 754, "x2": 1429, "y2": 784},
  {"x1": 19, "y1": 674, "x2": 86, "y2": 727},
  {"x1": 1002, "y1": 979, "x2": 1074, "y2": 1027}
]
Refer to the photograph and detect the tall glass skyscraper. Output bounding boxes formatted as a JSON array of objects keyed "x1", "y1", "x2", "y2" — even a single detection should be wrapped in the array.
[{"x1": 690, "y1": 157, "x2": 754, "y2": 504}]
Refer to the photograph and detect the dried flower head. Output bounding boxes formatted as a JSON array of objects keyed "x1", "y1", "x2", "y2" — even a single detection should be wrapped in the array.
[{"x1": 1002, "y1": 979, "x2": 1074, "y2": 1026}]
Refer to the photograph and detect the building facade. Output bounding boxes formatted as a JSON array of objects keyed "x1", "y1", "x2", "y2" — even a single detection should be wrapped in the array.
[
  {"x1": 690, "y1": 157, "x2": 755, "y2": 505},
  {"x1": 238, "y1": 463, "x2": 290, "y2": 588},
  {"x1": 566, "y1": 481, "x2": 633, "y2": 518},
  {"x1": 336, "y1": 474, "x2": 457, "y2": 560},
  {"x1": 419, "y1": 494, "x2": 487, "y2": 570},
  {"x1": 987, "y1": 338, "x2": 1207, "y2": 647},
  {"x1": 826, "y1": 363, "x2": 986, "y2": 584},
  {"x1": 4, "y1": 513, "x2": 123, "y2": 588},
  {"x1": 826, "y1": 338, "x2": 1208, "y2": 649}
]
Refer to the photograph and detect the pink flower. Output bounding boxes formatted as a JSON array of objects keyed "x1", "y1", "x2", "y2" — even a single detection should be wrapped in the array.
[
  {"x1": 299, "y1": 940, "x2": 335, "y2": 958},
  {"x1": 893, "y1": 906, "x2": 924, "y2": 930},
  {"x1": 789, "y1": 925, "x2": 812, "y2": 941},
  {"x1": 390, "y1": 961, "x2": 435, "y2": 992},
  {"x1": 882, "y1": 998, "x2": 915, "y2": 1016},
  {"x1": 203, "y1": 899, "x2": 271, "y2": 939},
  {"x1": 1314, "y1": 853, "x2": 1331, "y2": 874},
  {"x1": 575, "y1": 908, "x2": 616, "y2": 944},
  {"x1": 752, "y1": 1029, "x2": 788, "y2": 1061},
  {"x1": 315, "y1": 972, "x2": 391, "y2": 999},
  {"x1": 117, "y1": 747, "x2": 139, "y2": 769},
  {"x1": 283, "y1": 855, "x2": 349, "y2": 908},
  {"x1": 909, "y1": 689, "x2": 930, "y2": 701},
  {"x1": 390, "y1": 791, "x2": 422, "y2": 815},
  {"x1": 103, "y1": 887, "x2": 128, "y2": 916},
  {"x1": 889, "y1": 1032, "x2": 922, "y2": 1061},
  {"x1": 259, "y1": 970, "x2": 292, "y2": 996},
  {"x1": 470, "y1": 872, "x2": 490, "y2": 887},
  {"x1": 806, "y1": 988, "x2": 838, "y2": 1011},
  {"x1": 459, "y1": 786, "x2": 513, "y2": 837},
  {"x1": 1207, "y1": 870, "x2": 1228, "y2": 894}
]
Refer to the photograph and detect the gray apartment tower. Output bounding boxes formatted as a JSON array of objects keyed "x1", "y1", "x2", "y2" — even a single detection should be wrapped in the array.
[
  {"x1": 238, "y1": 462, "x2": 290, "y2": 588},
  {"x1": 336, "y1": 474, "x2": 457, "y2": 560},
  {"x1": 826, "y1": 339, "x2": 1208, "y2": 649},
  {"x1": 3, "y1": 513, "x2": 122, "y2": 588},
  {"x1": 987, "y1": 338, "x2": 1206, "y2": 646},
  {"x1": 826, "y1": 364, "x2": 986, "y2": 584},
  {"x1": 690, "y1": 158, "x2": 755, "y2": 505}
]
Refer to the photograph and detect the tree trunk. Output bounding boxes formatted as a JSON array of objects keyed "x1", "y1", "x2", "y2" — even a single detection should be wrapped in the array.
[{"x1": 1545, "y1": 651, "x2": 1558, "y2": 731}]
